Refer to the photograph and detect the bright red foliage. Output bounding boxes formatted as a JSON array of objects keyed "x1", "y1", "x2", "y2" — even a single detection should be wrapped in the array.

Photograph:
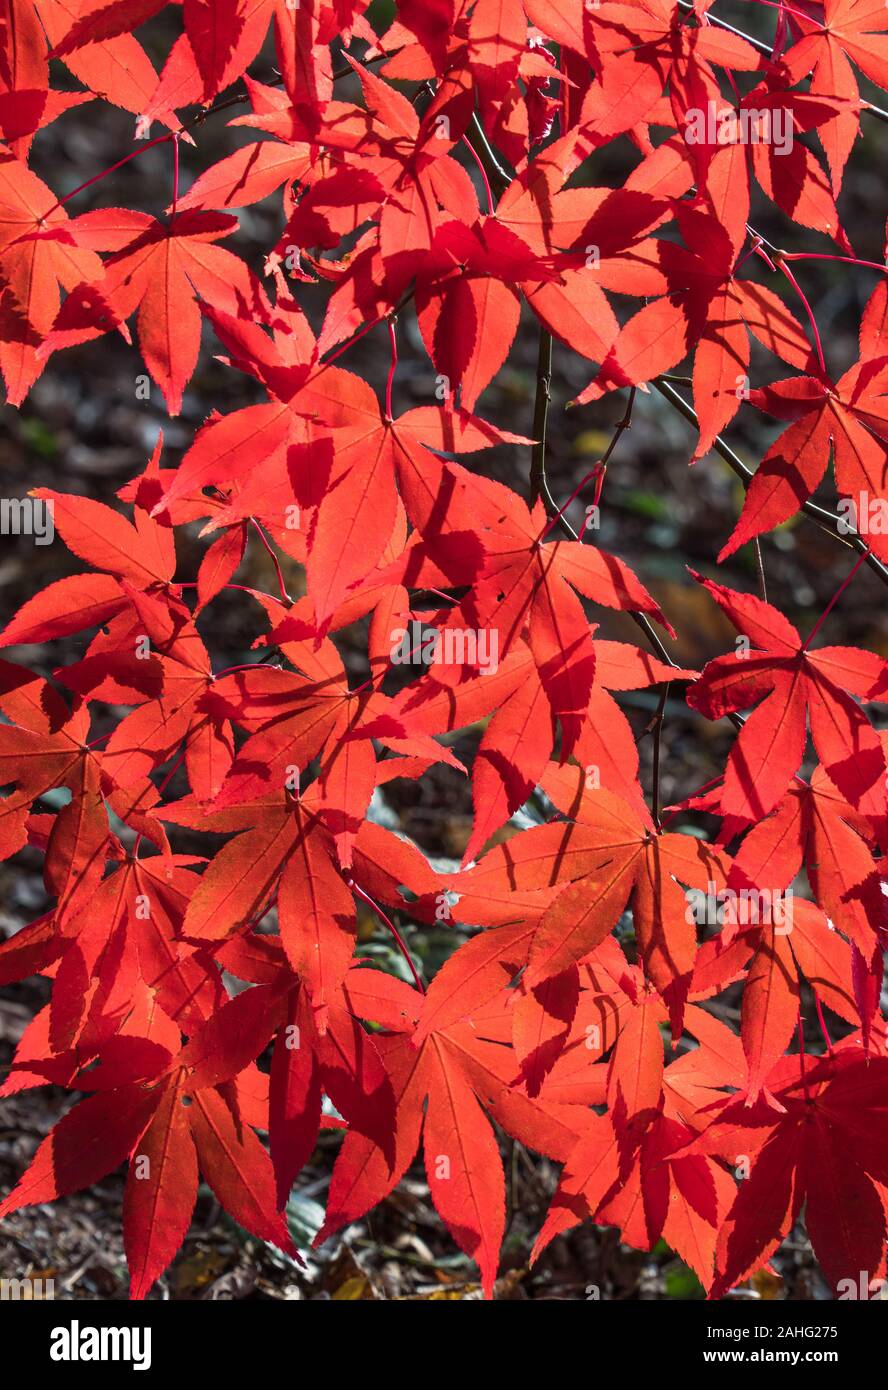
[{"x1": 1, "y1": 0, "x2": 888, "y2": 1302}]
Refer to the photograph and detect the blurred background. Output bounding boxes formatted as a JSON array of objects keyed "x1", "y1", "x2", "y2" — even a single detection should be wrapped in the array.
[{"x1": 1, "y1": 0, "x2": 887, "y2": 1299}]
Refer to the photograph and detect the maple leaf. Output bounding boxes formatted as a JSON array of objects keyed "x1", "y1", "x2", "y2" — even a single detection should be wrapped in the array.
[
  {"x1": 720, "y1": 284, "x2": 888, "y2": 563},
  {"x1": 390, "y1": 455, "x2": 671, "y2": 758},
  {"x1": 0, "y1": 679, "x2": 106, "y2": 867},
  {"x1": 316, "y1": 985, "x2": 583, "y2": 1296},
  {"x1": 37, "y1": 0, "x2": 179, "y2": 126},
  {"x1": 575, "y1": 205, "x2": 818, "y2": 457},
  {"x1": 413, "y1": 214, "x2": 567, "y2": 409},
  {"x1": 724, "y1": 761, "x2": 888, "y2": 954},
  {"x1": 161, "y1": 778, "x2": 437, "y2": 1019},
  {"x1": 0, "y1": 149, "x2": 105, "y2": 403},
  {"x1": 686, "y1": 571, "x2": 888, "y2": 832},
  {"x1": 694, "y1": 1050, "x2": 888, "y2": 1296},
  {"x1": 51, "y1": 208, "x2": 262, "y2": 413},
  {"x1": 196, "y1": 600, "x2": 463, "y2": 853},
  {"x1": 522, "y1": 763, "x2": 729, "y2": 1031},
  {"x1": 782, "y1": 0, "x2": 888, "y2": 188},
  {"x1": 47, "y1": 0, "x2": 313, "y2": 107},
  {"x1": 0, "y1": 983, "x2": 297, "y2": 1298}
]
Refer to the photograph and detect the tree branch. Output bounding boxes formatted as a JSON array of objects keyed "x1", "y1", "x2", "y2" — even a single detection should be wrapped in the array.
[{"x1": 529, "y1": 328, "x2": 553, "y2": 507}]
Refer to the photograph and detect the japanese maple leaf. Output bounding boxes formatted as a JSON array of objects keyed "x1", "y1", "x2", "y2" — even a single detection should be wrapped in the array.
[
  {"x1": 393, "y1": 456, "x2": 670, "y2": 759},
  {"x1": 531, "y1": 998, "x2": 773, "y2": 1283},
  {"x1": 466, "y1": 0, "x2": 529, "y2": 150},
  {"x1": 48, "y1": 0, "x2": 269, "y2": 104},
  {"x1": 172, "y1": 132, "x2": 322, "y2": 214},
  {"x1": 585, "y1": 0, "x2": 764, "y2": 89},
  {"x1": 414, "y1": 214, "x2": 563, "y2": 410},
  {"x1": 0, "y1": 0, "x2": 92, "y2": 157},
  {"x1": 693, "y1": 1049, "x2": 888, "y2": 1296},
  {"x1": 782, "y1": 0, "x2": 888, "y2": 188},
  {"x1": 720, "y1": 289, "x2": 888, "y2": 563},
  {"x1": 679, "y1": 78, "x2": 853, "y2": 255},
  {"x1": 496, "y1": 153, "x2": 673, "y2": 369},
  {"x1": 526, "y1": 0, "x2": 755, "y2": 103},
  {"x1": 314, "y1": 985, "x2": 583, "y2": 1296},
  {"x1": 533, "y1": 1107, "x2": 736, "y2": 1292},
  {"x1": 418, "y1": 796, "x2": 653, "y2": 938},
  {"x1": 0, "y1": 963, "x2": 179, "y2": 1098},
  {"x1": 391, "y1": 637, "x2": 696, "y2": 865},
  {"x1": 4, "y1": 853, "x2": 220, "y2": 1064},
  {"x1": 31, "y1": 0, "x2": 179, "y2": 125},
  {"x1": 0, "y1": 982, "x2": 297, "y2": 1299},
  {"x1": 0, "y1": 85, "x2": 92, "y2": 148},
  {"x1": 0, "y1": 483, "x2": 236, "y2": 797},
  {"x1": 728, "y1": 898, "x2": 855, "y2": 1102},
  {"x1": 282, "y1": 400, "x2": 529, "y2": 631},
  {"x1": 0, "y1": 150, "x2": 105, "y2": 404},
  {"x1": 198, "y1": 600, "x2": 463, "y2": 856},
  {"x1": 714, "y1": 761, "x2": 888, "y2": 953},
  {"x1": 150, "y1": 0, "x2": 337, "y2": 114},
  {"x1": 0, "y1": 673, "x2": 170, "y2": 893},
  {"x1": 49, "y1": 207, "x2": 261, "y2": 413},
  {"x1": 156, "y1": 303, "x2": 527, "y2": 627},
  {"x1": 0, "y1": 0, "x2": 48, "y2": 146},
  {"x1": 575, "y1": 639, "x2": 700, "y2": 827},
  {"x1": 0, "y1": 679, "x2": 106, "y2": 866},
  {"x1": 686, "y1": 572, "x2": 888, "y2": 833},
  {"x1": 264, "y1": 60, "x2": 477, "y2": 288},
  {"x1": 391, "y1": 642, "x2": 557, "y2": 865},
  {"x1": 216, "y1": 938, "x2": 409, "y2": 1187},
  {"x1": 65, "y1": 626, "x2": 234, "y2": 798},
  {"x1": 114, "y1": 433, "x2": 260, "y2": 610},
  {"x1": 164, "y1": 380, "x2": 432, "y2": 609},
  {"x1": 267, "y1": 969, "x2": 408, "y2": 1205},
  {"x1": 575, "y1": 205, "x2": 817, "y2": 458},
  {"x1": 161, "y1": 779, "x2": 438, "y2": 1020},
  {"x1": 396, "y1": 0, "x2": 457, "y2": 72},
  {"x1": 0, "y1": 479, "x2": 181, "y2": 650},
  {"x1": 142, "y1": 333, "x2": 324, "y2": 529},
  {"x1": 522, "y1": 763, "x2": 730, "y2": 1031},
  {"x1": 514, "y1": 938, "x2": 651, "y2": 1104}
]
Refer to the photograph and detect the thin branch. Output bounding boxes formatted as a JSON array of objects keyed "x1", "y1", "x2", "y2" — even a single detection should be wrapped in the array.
[
  {"x1": 771, "y1": 252, "x2": 826, "y2": 374},
  {"x1": 802, "y1": 545, "x2": 870, "y2": 649},
  {"x1": 600, "y1": 387, "x2": 637, "y2": 469},
  {"x1": 753, "y1": 538, "x2": 768, "y2": 604},
  {"x1": 461, "y1": 134, "x2": 494, "y2": 213},
  {"x1": 384, "y1": 316, "x2": 398, "y2": 421},
  {"x1": 250, "y1": 519, "x2": 292, "y2": 605},
  {"x1": 649, "y1": 681, "x2": 670, "y2": 830},
  {"x1": 349, "y1": 880, "x2": 426, "y2": 994},
  {"x1": 529, "y1": 327, "x2": 553, "y2": 507},
  {"x1": 467, "y1": 114, "x2": 512, "y2": 198},
  {"x1": 539, "y1": 463, "x2": 598, "y2": 540}
]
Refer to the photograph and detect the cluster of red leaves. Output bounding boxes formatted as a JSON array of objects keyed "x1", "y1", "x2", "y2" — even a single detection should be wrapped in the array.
[{"x1": 2, "y1": 0, "x2": 888, "y2": 1302}]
